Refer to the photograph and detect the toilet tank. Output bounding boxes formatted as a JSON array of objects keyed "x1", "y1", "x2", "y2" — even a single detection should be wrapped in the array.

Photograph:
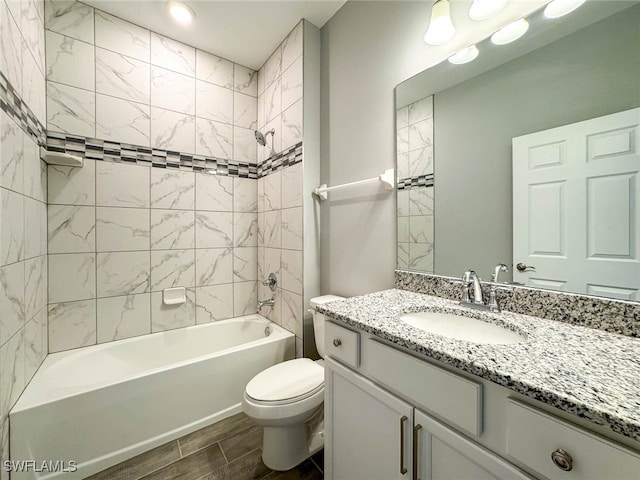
[{"x1": 310, "y1": 295, "x2": 345, "y2": 359}]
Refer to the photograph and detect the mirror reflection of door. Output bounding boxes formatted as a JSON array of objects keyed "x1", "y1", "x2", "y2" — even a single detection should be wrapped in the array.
[{"x1": 513, "y1": 108, "x2": 640, "y2": 300}]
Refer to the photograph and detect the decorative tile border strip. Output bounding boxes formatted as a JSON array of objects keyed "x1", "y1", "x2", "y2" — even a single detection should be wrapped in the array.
[
  {"x1": 257, "y1": 142, "x2": 303, "y2": 178},
  {"x1": 394, "y1": 270, "x2": 640, "y2": 338},
  {"x1": 397, "y1": 174, "x2": 434, "y2": 190},
  {"x1": 0, "y1": 71, "x2": 46, "y2": 145}
]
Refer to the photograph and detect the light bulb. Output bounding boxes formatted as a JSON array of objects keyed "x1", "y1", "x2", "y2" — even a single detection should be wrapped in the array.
[
  {"x1": 469, "y1": 0, "x2": 508, "y2": 21},
  {"x1": 424, "y1": 0, "x2": 456, "y2": 46},
  {"x1": 449, "y1": 45, "x2": 479, "y2": 65},
  {"x1": 544, "y1": 0, "x2": 586, "y2": 19},
  {"x1": 491, "y1": 18, "x2": 529, "y2": 45},
  {"x1": 167, "y1": 1, "x2": 195, "y2": 25}
]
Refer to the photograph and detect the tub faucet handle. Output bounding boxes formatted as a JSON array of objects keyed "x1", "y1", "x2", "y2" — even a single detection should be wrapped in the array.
[{"x1": 262, "y1": 273, "x2": 277, "y2": 292}]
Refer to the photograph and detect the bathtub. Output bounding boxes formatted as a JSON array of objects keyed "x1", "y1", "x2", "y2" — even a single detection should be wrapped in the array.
[{"x1": 9, "y1": 314, "x2": 294, "y2": 479}]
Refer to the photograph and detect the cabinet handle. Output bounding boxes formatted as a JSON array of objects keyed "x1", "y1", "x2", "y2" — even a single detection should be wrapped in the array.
[
  {"x1": 333, "y1": 338, "x2": 342, "y2": 347},
  {"x1": 551, "y1": 448, "x2": 573, "y2": 471},
  {"x1": 413, "y1": 424, "x2": 422, "y2": 480},
  {"x1": 400, "y1": 416, "x2": 408, "y2": 475}
]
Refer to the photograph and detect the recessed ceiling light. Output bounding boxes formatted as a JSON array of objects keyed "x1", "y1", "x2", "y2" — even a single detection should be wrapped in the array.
[
  {"x1": 167, "y1": 1, "x2": 195, "y2": 25},
  {"x1": 468, "y1": 0, "x2": 508, "y2": 21},
  {"x1": 544, "y1": 0, "x2": 586, "y2": 19},
  {"x1": 491, "y1": 18, "x2": 529, "y2": 45},
  {"x1": 449, "y1": 45, "x2": 479, "y2": 65},
  {"x1": 424, "y1": 0, "x2": 456, "y2": 46}
]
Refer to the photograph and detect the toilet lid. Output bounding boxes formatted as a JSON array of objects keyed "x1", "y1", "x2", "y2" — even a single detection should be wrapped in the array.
[{"x1": 246, "y1": 359, "x2": 324, "y2": 403}]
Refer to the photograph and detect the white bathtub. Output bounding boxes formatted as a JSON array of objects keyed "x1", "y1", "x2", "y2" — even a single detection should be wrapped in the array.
[{"x1": 9, "y1": 315, "x2": 294, "y2": 479}]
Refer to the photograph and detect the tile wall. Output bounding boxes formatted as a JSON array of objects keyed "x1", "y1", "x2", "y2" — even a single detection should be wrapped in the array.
[
  {"x1": 255, "y1": 23, "x2": 305, "y2": 357},
  {"x1": 0, "y1": 0, "x2": 48, "y2": 474},
  {"x1": 396, "y1": 95, "x2": 434, "y2": 273}
]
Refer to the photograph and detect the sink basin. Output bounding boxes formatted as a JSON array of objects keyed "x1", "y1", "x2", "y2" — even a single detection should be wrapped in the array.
[{"x1": 400, "y1": 312, "x2": 526, "y2": 345}]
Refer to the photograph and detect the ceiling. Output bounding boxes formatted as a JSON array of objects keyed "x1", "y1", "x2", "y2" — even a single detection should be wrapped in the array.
[{"x1": 83, "y1": 0, "x2": 347, "y2": 70}]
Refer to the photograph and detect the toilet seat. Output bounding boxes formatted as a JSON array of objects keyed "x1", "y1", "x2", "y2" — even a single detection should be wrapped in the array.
[{"x1": 246, "y1": 358, "x2": 324, "y2": 405}]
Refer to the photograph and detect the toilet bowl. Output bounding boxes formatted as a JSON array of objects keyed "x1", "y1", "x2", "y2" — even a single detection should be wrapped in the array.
[{"x1": 242, "y1": 295, "x2": 344, "y2": 471}]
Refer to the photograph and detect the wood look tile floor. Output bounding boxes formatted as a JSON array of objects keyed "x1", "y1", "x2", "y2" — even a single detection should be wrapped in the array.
[{"x1": 86, "y1": 413, "x2": 324, "y2": 480}]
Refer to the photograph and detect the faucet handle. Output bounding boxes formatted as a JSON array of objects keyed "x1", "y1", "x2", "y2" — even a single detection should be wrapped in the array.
[{"x1": 491, "y1": 264, "x2": 509, "y2": 283}]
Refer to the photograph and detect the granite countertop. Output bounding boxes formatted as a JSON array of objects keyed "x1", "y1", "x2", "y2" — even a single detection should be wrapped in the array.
[{"x1": 317, "y1": 289, "x2": 640, "y2": 443}]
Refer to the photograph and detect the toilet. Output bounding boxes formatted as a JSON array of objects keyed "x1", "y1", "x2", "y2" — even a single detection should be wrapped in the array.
[{"x1": 242, "y1": 295, "x2": 344, "y2": 471}]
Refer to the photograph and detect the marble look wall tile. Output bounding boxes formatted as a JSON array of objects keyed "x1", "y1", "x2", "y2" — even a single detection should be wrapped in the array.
[
  {"x1": 49, "y1": 253, "x2": 95, "y2": 302},
  {"x1": 0, "y1": 328, "x2": 25, "y2": 422},
  {"x1": 397, "y1": 153, "x2": 409, "y2": 179},
  {"x1": 281, "y1": 56, "x2": 302, "y2": 111},
  {"x1": 409, "y1": 187, "x2": 434, "y2": 216},
  {"x1": 150, "y1": 210, "x2": 195, "y2": 250},
  {"x1": 0, "y1": 262, "x2": 25, "y2": 346},
  {"x1": 409, "y1": 215, "x2": 434, "y2": 244},
  {"x1": 96, "y1": 161, "x2": 150, "y2": 208},
  {"x1": 151, "y1": 249, "x2": 195, "y2": 291},
  {"x1": 151, "y1": 67, "x2": 195, "y2": 115},
  {"x1": 24, "y1": 197, "x2": 46, "y2": 259},
  {"x1": 96, "y1": 94, "x2": 151, "y2": 147},
  {"x1": 233, "y1": 93, "x2": 257, "y2": 129},
  {"x1": 45, "y1": 30, "x2": 94, "y2": 90},
  {"x1": 195, "y1": 284, "x2": 233, "y2": 323},
  {"x1": 263, "y1": 47, "x2": 281, "y2": 90},
  {"x1": 398, "y1": 243, "x2": 410, "y2": 269},
  {"x1": 234, "y1": 212, "x2": 257, "y2": 247},
  {"x1": 281, "y1": 99, "x2": 302, "y2": 149},
  {"x1": 96, "y1": 48, "x2": 151, "y2": 104},
  {"x1": 150, "y1": 33, "x2": 195, "y2": 76},
  {"x1": 47, "y1": 204, "x2": 95, "y2": 253},
  {"x1": 263, "y1": 171, "x2": 281, "y2": 211},
  {"x1": 195, "y1": 174, "x2": 232, "y2": 212},
  {"x1": 96, "y1": 251, "x2": 150, "y2": 297},
  {"x1": 397, "y1": 189, "x2": 410, "y2": 217},
  {"x1": 408, "y1": 96, "x2": 433, "y2": 125},
  {"x1": 234, "y1": 64, "x2": 257, "y2": 97},
  {"x1": 48, "y1": 159, "x2": 95, "y2": 205},
  {"x1": 281, "y1": 208, "x2": 302, "y2": 251},
  {"x1": 95, "y1": 11, "x2": 150, "y2": 62},
  {"x1": 97, "y1": 293, "x2": 151, "y2": 343},
  {"x1": 262, "y1": 247, "x2": 281, "y2": 280},
  {"x1": 281, "y1": 249, "x2": 302, "y2": 295},
  {"x1": 281, "y1": 289, "x2": 302, "y2": 337},
  {"x1": 257, "y1": 116, "x2": 281, "y2": 163},
  {"x1": 23, "y1": 135, "x2": 46, "y2": 203},
  {"x1": 47, "y1": 82, "x2": 95, "y2": 137},
  {"x1": 1, "y1": 188, "x2": 24, "y2": 265},
  {"x1": 151, "y1": 288, "x2": 195, "y2": 332},
  {"x1": 151, "y1": 168, "x2": 195, "y2": 210},
  {"x1": 398, "y1": 216, "x2": 409, "y2": 243},
  {"x1": 22, "y1": 49, "x2": 47, "y2": 126},
  {"x1": 195, "y1": 211, "x2": 233, "y2": 248},
  {"x1": 396, "y1": 106, "x2": 409, "y2": 130},
  {"x1": 257, "y1": 64, "x2": 265, "y2": 97},
  {"x1": 1, "y1": 111, "x2": 24, "y2": 193},
  {"x1": 233, "y1": 127, "x2": 257, "y2": 164},
  {"x1": 408, "y1": 118, "x2": 433, "y2": 152},
  {"x1": 281, "y1": 163, "x2": 302, "y2": 209},
  {"x1": 262, "y1": 79, "x2": 281, "y2": 126},
  {"x1": 195, "y1": 117, "x2": 231, "y2": 159},
  {"x1": 234, "y1": 281, "x2": 257, "y2": 317},
  {"x1": 282, "y1": 22, "x2": 303, "y2": 71},
  {"x1": 48, "y1": 299, "x2": 96, "y2": 352},
  {"x1": 45, "y1": 0, "x2": 94, "y2": 43},
  {"x1": 233, "y1": 247, "x2": 257, "y2": 282},
  {"x1": 263, "y1": 210, "x2": 281, "y2": 248},
  {"x1": 196, "y1": 50, "x2": 233, "y2": 88},
  {"x1": 24, "y1": 256, "x2": 46, "y2": 321},
  {"x1": 233, "y1": 177, "x2": 257, "y2": 213},
  {"x1": 152, "y1": 107, "x2": 195, "y2": 153},
  {"x1": 1, "y1": 1, "x2": 23, "y2": 94},
  {"x1": 196, "y1": 248, "x2": 233, "y2": 286},
  {"x1": 96, "y1": 207, "x2": 150, "y2": 252},
  {"x1": 24, "y1": 311, "x2": 46, "y2": 383},
  {"x1": 196, "y1": 80, "x2": 233, "y2": 124},
  {"x1": 409, "y1": 243, "x2": 434, "y2": 272},
  {"x1": 409, "y1": 147, "x2": 433, "y2": 177}
]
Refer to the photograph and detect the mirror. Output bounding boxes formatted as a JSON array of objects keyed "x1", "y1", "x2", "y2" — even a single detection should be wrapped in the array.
[{"x1": 395, "y1": 1, "x2": 640, "y2": 300}]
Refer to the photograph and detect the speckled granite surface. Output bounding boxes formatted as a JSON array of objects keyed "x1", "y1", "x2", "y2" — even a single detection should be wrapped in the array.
[
  {"x1": 317, "y1": 289, "x2": 640, "y2": 443},
  {"x1": 395, "y1": 270, "x2": 640, "y2": 338}
]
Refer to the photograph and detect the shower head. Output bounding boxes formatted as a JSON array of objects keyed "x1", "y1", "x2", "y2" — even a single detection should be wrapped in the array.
[{"x1": 254, "y1": 129, "x2": 275, "y2": 147}]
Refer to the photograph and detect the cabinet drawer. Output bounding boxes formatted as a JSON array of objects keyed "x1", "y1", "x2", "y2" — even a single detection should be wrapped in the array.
[
  {"x1": 367, "y1": 339, "x2": 482, "y2": 436},
  {"x1": 325, "y1": 321, "x2": 360, "y2": 369},
  {"x1": 506, "y1": 399, "x2": 640, "y2": 480}
]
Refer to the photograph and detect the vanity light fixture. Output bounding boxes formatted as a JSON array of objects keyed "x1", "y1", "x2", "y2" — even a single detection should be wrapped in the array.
[
  {"x1": 490, "y1": 18, "x2": 529, "y2": 45},
  {"x1": 449, "y1": 45, "x2": 479, "y2": 64},
  {"x1": 424, "y1": 0, "x2": 456, "y2": 46},
  {"x1": 544, "y1": 0, "x2": 586, "y2": 19},
  {"x1": 468, "y1": 0, "x2": 508, "y2": 21},
  {"x1": 167, "y1": 1, "x2": 195, "y2": 25}
]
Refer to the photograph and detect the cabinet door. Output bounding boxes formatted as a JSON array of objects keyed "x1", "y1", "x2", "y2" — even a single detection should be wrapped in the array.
[
  {"x1": 325, "y1": 358, "x2": 413, "y2": 480},
  {"x1": 414, "y1": 410, "x2": 532, "y2": 480}
]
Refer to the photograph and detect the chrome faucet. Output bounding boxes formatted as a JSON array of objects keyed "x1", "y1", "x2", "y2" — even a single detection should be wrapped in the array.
[
  {"x1": 257, "y1": 298, "x2": 275, "y2": 311},
  {"x1": 461, "y1": 270, "x2": 485, "y2": 306}
]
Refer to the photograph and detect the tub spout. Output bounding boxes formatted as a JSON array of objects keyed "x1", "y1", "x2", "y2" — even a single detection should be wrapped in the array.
[{"x1": 257, "y1": 298, "x2": 275, "y2": 311}]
